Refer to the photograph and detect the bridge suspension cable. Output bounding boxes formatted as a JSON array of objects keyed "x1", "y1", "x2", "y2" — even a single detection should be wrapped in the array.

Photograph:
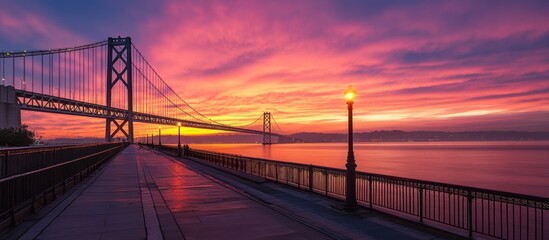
[
  {"x1": 233, "y1": 114, "x2": 264, "y2": 128},
  {"x1": 271, "y1": 114, "x2": 287, "y2": 135},
  {"x1": 1, "y1": 37, "x2": 290, "y2": 143},
  {"x1": 1, "y1": 41, "x2": 108, "y2": 106},
  {"x1": 131, "y1": 44, "x2": 229, "y2": 125}
]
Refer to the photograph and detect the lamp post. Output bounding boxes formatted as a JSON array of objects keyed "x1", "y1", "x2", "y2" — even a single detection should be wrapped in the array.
[
  {"x1": 151, "y1": 133, "x2": 154, "y2": 145},
  {"x1": 158, "y1": 126, "x2": 162, "y2": 146},
  {"x1": 177, "y1": 122, "x2": 182, "y2": 157},
  {"x1": 344, "y1": 85, "x2": 357, "y2": 210}
]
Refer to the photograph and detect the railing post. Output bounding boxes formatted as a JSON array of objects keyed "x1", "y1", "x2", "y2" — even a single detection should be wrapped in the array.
[
  {"x1": 297, "y1": 168, "x2": 301, "y2": 188},
  {"x1": 53, "y1": 147, "x2": 57, "y2": 166},
  {"x1": 42, "y1": 149, "x2": 46, "y2": 171},
  {"x1": 467, "y1": 190, "x2": 473, "y2": 238},
  {"x1": 325, "y1": 169, "x2": 328, "y2": 196},
  {"x1": 3, "y1": 151, "x2": 8, "y2": 177},
  {"x1": 308, "y1": 164, "x2": 313, "y2": 191},
  {"x1": 419, "y1": 184, "x2": 424, "y2": 223},
  {"x1": 369, "y1": 175, "x2": 373, "y2": 208},
  {"x1": 275, "y1": 164, "x2": 278, "y2": 182}
]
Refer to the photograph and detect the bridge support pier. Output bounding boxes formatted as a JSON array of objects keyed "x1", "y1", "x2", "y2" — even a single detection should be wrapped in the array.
[
  {"x1": 0, "y1": 85, "x2": 21, "y2": 129},
  {"x1": 105, "y1": 37, "x2": 134, "y2": 143}
]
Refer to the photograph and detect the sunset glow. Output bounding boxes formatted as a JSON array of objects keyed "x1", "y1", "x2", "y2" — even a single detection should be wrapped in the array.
[{"x1": 1, "y1": 1, "x2": 548, "y2": 139}]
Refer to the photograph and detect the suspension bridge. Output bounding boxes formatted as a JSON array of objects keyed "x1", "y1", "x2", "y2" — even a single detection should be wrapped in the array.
[{"x1": 0, "y1": 36, "x2": 292, "y2": 144}]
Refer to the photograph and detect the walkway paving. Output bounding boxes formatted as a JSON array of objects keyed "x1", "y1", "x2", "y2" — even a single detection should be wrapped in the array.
[{"x1": 15, "y1": 145, "x2": 454, "y2": 240}]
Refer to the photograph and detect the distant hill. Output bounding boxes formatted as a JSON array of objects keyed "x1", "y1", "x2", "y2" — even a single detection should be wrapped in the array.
[{"x1": 290, "y1": 131, "x2": 549, "y2": 142}]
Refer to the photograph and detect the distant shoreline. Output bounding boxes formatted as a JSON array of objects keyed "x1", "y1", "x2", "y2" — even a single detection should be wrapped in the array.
[{"x1": 34, "y1": 130, "x2": 549, "y2": 144}]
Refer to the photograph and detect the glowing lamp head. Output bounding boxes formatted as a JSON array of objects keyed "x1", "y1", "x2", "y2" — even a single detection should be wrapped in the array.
[
  {"x1": 177, "y1": 122, "x2": 182, "y2": 127},
  {"x1": 344, "y1": 85, "x2": 356, "y2": 104}
]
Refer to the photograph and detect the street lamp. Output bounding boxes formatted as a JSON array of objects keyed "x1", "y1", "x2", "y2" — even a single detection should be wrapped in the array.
[
  {"x1": 158, "y1": 126, "x2": 162, "y2": 146},
  {"x1": 344, "y1": 85, "x2": 357, "y2": 210},
  {"x1": 177, "y1": 122, "x2": 182, "y2": 157}
]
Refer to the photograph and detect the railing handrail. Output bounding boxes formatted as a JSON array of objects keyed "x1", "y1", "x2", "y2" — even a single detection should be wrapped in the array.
[
  {"x1": 0, "y1": 142, "x2": 121, "y2": 155},
  {"x1": 145, "y1": 143, "x2": 548, "y2": 239},
  {"x1": 0, "y1": 143, "x2": 125, "y2": 183},
  {"x1": 188, "y1": 147, "x2": 549, "y2": 205}
]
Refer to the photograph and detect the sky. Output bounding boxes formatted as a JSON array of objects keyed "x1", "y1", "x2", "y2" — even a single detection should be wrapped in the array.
[{"x1": 1, "y1": 0, "x2": 548, "y2": 139}]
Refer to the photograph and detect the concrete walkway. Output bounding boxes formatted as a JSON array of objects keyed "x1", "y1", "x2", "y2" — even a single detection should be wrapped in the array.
[{"x1": 15, "y1": 145, "x2": 454, "y2": 240}]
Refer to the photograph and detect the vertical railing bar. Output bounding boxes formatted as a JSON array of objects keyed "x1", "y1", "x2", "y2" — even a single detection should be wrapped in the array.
[
  {"x1": 526, "y1": 203, "x2": 529, "y2": 240},
  {"x1": 511, "y1": 202, "x2": 516, "y2": 239},
  {"x1": 4, "y1": 151, "x2": 8, "y2": 177},
  {"x1": 533, "y1": 204, "x2": 536, "y2": 240},
  {"x1": 394, "y1": 180, "x2": 400, "y2": 211},
  {"x1": 400, "y1": 181, "x2": 407, "y2": 213},
  {"x1": 493, "y1": 198, "x2": 496, "y2": 238},
  {"x1": 285, "y1": 166, "x2": 288, "y2": 185},
  {"x1": 455, "y1": 192, "x2": 458, "y2": 226},
  {"x1": 468, "y1": 190, "x2": 473, "y2": 238},
  {"x1": 384, "y1": 180, "x2": 387, "y2": 208},
  {"x1": 461, "y1": 192, "x2": 464, "y2": 228},
  {"x1": 388, "y1": 181, "x2": 391, "y2": 209},
  {"x1": 430, "y1": 187, "x2": 433, "y2": 220},
  {"x1": 442, "y1": 189, "x2": 446, "y2": 224},
  {"x1": 480, "y1": 194, "x2": 484, "y2": 233},
  {"x1": 506, "y1": 201, "x2": 509, "y2": 240},
  {"x1": 410, "y1": 183, "x2": 413, "y2": 214},
  {"x1": 396, "y1": 181, "x2": 399, "y2": 210},
  {"x1": 391, "y1": 180, "x2": 394, "y2": 209},
  {"x1": 520, "y1": 203, "x2": 522, "y2": 240},
  {"x1": 450, "y1": 190, "x2": 453, "y2": 225},
  {"x1": 499, "y1": 198, "x2": 503, "y2": 238},
  {"x1": 396, "y1": 180, "x2": 402, "y2": 211},
  {"x1": 324, "y1": 169, "x2": 328, "y2": 196},
  {"x1": 488, "y1": 194, "x2": 491, "y2": 236},
  {"x1": 392, "y1": 181, "x2": 396, "y2": 210},
  {"x1": 399, "y1": 182, "x2": 402, "y2": 211},
  {"x1": 438, "y1": 190, "x2": 441, "y2": 223},
  {"x1": 419, "y1": 184, "x2": 423, "y2": 223},
  {"x1": 308, "y1": 165, "x2": 313, "y2": 192},
  {"x1": 401, "y1": 182, "x2": 404, "y2": 211},
  {"x1": 275, "y1": 164, "x2": 278, "y2": 182},
  {"x1": 442, "y1": 187, "x2": 452, "y2": 225}
]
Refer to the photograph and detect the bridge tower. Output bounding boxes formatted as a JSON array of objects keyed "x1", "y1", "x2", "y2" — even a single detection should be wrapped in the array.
[
  {"x1": 262, "y1": 112, "x2": 272, "y2": 145},
  {"x1": 105, "y1": 37, "x2": 134, "y2": 143}
]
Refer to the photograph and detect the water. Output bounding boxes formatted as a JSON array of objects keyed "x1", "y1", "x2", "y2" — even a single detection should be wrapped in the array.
[{"x1": 186, "y1": 141, "x2": 549, "y2": 197}]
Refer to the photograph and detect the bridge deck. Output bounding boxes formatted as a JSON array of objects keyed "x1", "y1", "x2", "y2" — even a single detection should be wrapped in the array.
[{"x1": 15, "y1": 145, "x2": 450, "y2": 240}]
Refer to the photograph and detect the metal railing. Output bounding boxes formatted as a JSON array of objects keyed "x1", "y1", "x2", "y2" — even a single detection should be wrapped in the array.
[
  {"x1": 0, "y1": 143, "x2": 127, "y2": 233},
  {"x1": 0, "y1": 143, "x2": 124, "y2": 178},
  {"x1": 177, "y1": 147, "x2": 548, "y2": 240}
]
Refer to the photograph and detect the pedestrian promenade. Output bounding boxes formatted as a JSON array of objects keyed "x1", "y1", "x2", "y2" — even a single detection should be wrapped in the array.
[{"x1": 14, "y1": 145, "x2": 453, "y2": 240}]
